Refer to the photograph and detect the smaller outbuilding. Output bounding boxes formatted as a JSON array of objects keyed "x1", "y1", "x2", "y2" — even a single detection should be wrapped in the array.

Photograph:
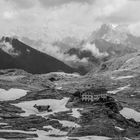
[{"x1": 33, "y1": 104, "x2": 52, "y2": 112}]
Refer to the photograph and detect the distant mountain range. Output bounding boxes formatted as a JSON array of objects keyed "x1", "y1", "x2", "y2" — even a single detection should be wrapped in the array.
[
  {"x1": 62, "y1": 24, "x2": 138, "y2": 72},
  {"x1": 89, "y1": 24, "x2": 140, "y2": 48},
  {"x1": 1, "y1": 24, "x2": 140, "y2": 75},
  {"x1": 67, "y1": 24, "x2": 137, "y2": 59},
  {"x1": 0, "y1": 37, "x2": 77, "y2": 74}
]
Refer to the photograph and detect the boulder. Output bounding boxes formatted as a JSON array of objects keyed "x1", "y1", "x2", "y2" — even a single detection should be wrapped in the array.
[{"x1": 33, "y1": 104, "x2": 52, "y2": 112}]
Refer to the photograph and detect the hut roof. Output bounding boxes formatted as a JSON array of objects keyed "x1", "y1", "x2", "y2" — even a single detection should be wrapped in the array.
[{"x1": 82, "y1": 88, "x2": 107, "y2": 95}]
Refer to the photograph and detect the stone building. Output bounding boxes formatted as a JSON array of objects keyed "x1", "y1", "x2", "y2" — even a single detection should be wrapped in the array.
[{"x1": 81, "y1": 88, "x2": 108, "y2": 102}]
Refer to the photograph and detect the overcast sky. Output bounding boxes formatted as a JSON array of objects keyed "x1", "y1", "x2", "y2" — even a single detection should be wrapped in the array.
[{"x1": 0, "y1": 0, "x2": 140, "y2": 41}]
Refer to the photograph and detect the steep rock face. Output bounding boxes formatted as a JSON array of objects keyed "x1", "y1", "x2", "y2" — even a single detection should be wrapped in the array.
[
  {"x1": 89, "y1": 24, "x2": 130, "y2": 44},
  {"x1": 0, "y1": 37, "x2": 77, "y2": 74},
  {"x1": 99, "y1": 52, "x2": 140, "y2": 73},
  {"x1": 87, "y1": 24, "x2": 137, "y2": 58},
  {"x1": 94, "y1": 39, "x2": 136, "y2": 57}
]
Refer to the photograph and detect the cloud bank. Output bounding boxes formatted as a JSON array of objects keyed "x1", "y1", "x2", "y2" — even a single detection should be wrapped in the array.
[
  {"x1": 1, "y1": 0, "x2": 139, "y2": 41},
  {"x1": 0, "y1": 0, "x2": 140, "y2": 63},
  {"x1": 82, "y1": 43, "x2": 108, "y2": 58}
]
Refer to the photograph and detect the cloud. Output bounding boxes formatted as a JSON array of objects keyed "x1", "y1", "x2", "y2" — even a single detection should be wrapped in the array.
[
  {"x1": 128, "y1": 22, "x2": 140, "y2": 36},
  {"x1": 0, "y1": 0, "x2": 129, "y2": 40},
  {"x1": 97, "y1": 0, "x2": 140, "y2": 24},
  {"x1": 1, "y1": 0, "x2": 140, "y2": 63},
  {"x1": 95, "y1": 0, "x2": 140, "y2": 36},
  {"x1": 3, "y1": 11, "x2": 17, "y2": 19},
  {"x1": 33, "y1": 42, "x2": 88, "y2": 63},
  {"x1": 82, "y1": 43, "x2": 108, "y2": 58},
  {"x1": 0, "y1": 0, "x2": 140, "y2": 41},
  {"x1": 6, "y1": 0, "x2": 36, "y2": 9},
  {"x1": 38, "y1": 0, "x2": 93, "y2": 7}
]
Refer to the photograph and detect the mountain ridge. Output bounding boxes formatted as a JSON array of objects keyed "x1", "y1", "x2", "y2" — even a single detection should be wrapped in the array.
[{"x1": 0, "y1": 36, "x2": 78, "y2": 74}]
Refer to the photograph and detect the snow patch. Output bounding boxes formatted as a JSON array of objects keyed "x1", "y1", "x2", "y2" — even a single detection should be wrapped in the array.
[
  {"x1": 70, "y1": 108, "x2": 82, "y2": 118},
  {"x1": 55, "y1": 86, "x2": 63, "y2": 90},
  {"x1": 48, "y1": 72, "x2": 80, "y2": 78},
  {"x1": 13, "y1": 98, "x2": 83, "y2": 119},
  {"x1": 0, "y1": 129, "x2": 111, "y2": 140},
  {"x1": 0, "y1": 88, "x2": 28, "y2": 101},
  {"x1": 35, "y1": 129, "x2": 110, "y2": 140},
  {"x1": 58, "y1": 120, "x2": 80, "y2": 128},
  {"x1": 131, "y1": 95, "x2": 135, "y2": 97},
  {"x1": 120, "y1": 108, "x2": 140, "y2": 122},
  {"x1": 125, "y1": 57, "x2": 135, "y2": 64},
  {"x1": 43, "y1": 125, "x2": 67, "y2": 135},
  {"x1": 13, "y1": 98, "x2": 69, "y2": 117},
  {"x1": 111, "y1": 75, "x2": 134, "y2": 80},
  {"x1": 108, "y1": 85, "x2": 130, "y2": 94},
  {"x1": 115, "y1": 126, "x2": 124, "y2": 131},
  {"x1": 0, "y1": 41, "x2": 20, "y2": 56},
  {"x1": 0, "y1": 123, "x2": 7, "y2": 125},
  {"x1": 0, "y1": 129, "x2": 36, "y2": 134}
]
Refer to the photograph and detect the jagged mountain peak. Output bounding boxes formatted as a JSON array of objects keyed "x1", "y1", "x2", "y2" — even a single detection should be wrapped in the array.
[
  {"x1": 98, "y1": 23, "x2": 129, "y2": 33},
  {"x1": 100, "y1": 23, "x2": 117, "y2": 31},
  {"x1": 89, "y1": 23, "x2": 131, "y2": 44},
  {"x1": 115, "y1": 24, "x2": 130, "y2": 33}
]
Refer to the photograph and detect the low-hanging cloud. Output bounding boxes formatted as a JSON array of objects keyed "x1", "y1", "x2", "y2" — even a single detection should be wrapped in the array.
[
  {"x1": 29, "y1": 41, "x2": 88, "y2": 63},
  {"x1": 82, "y1": 43, "x2": 108, "y2": 58}
]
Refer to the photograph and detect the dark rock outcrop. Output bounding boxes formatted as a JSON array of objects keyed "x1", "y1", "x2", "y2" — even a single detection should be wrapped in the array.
[
  {"x1": 0, "y1": 37, "x2": 76, "y2": 74},
  {"x1": 0, "y1": 132, "x2": 38, "y2": 139}
]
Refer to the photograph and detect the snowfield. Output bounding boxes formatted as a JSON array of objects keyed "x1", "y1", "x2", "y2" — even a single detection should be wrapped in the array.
[
  {"x1": 111, "y1": 75, "x2": 134, "y2": 80},
  {"x1": 70, "y1": 108, "x2": 82, "y2": 118},
  {"x1": 107, "y1": 85, "x2": 130, "y2": 94},
  {"x1": 120, "y1": 108, "x2": 140, "y2": 122},
  {"x1": 58, "y1": 120, "x2": 80, "y2": 127},
  {"x1": 0, "y1": 129, "x2": 111, "y2": 140},
  {"x1": 0, "y1": 123, "x2": 7, "y2": 126},
  {"x1": 48, "y1": 72, "x2": 80, "y2": 77},
  {"x1": 13, "y1": 98, "x2": 83, "y2": 119},
  {"x1": 0, "y1": 88, "x2": 28, "y2": 101},
  {"x1": 115, "y1": 126, "x2": 124, "y2": 131},
  {"x1": 13, "y1": 98, "x2": 70, "y2": 117}
]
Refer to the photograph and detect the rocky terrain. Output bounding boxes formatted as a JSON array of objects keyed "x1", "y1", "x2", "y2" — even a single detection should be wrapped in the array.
[{"x1": 0, "y1": 58, "x2": 140, "y2": 140}]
